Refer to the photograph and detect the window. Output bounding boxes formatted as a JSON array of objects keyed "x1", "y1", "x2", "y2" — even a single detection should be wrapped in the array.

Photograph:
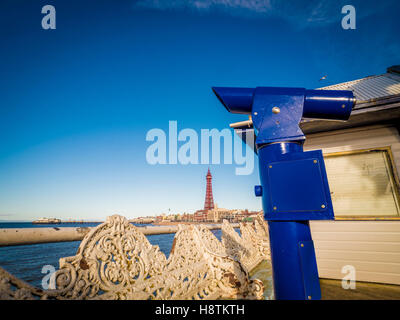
[{"x1": 324, "y1": 148, "x2": 400, "y2": 218}]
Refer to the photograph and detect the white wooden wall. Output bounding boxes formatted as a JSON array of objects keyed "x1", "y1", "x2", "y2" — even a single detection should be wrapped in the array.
[
  {"x1": 305, "y1": 124, "x2": 400, "y2": 285},
  {"x1": 310, "y1": 220, "x2": 400, "y2": 285}
]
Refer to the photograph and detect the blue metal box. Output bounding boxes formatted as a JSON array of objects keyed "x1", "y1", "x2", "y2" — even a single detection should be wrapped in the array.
[{"x1": 262, "y1": 150, "x2": 334, "y2": 221}]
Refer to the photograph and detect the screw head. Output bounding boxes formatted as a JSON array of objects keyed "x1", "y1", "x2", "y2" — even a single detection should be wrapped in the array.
[
  {"x1": 254, "y1": 112, "x2": 258, "y2": 115},
  {"x1": 321, "y1": 204, "x2": 326, "y2": 209},
  {"x1": 341, "y1": 104, "x2": 346, "y2": 109},
  {"x1": 269, "y1": 165, "x2": 272, "y2": 168},
  {"x1": 300, "y1": 243, "x2": 304, "y2": 247},
  {"x1": 313, "y1": 159, "x2": 317, "y2": 164},
  {"x1": 273, "y1": 206, "x2": 277, "y2": 210},
  {"x1": 272, "y1": 107, "x2": 280, "y2": 114},
  {"x1": 308, "y1": 296, "x2": 312, "y2": 300}
]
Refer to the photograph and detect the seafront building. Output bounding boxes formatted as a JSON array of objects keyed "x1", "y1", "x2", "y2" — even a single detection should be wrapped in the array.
[
  {"x1": 191, "y1": 168, "x2": 259, "y2": 223},
  {"x1": 154, "y1": 168, "x2": 259, "y2": 223}
]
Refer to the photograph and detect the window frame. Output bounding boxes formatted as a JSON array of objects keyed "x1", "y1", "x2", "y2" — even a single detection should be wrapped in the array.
[{"x1": 323, "y1": 146, "x2": 400, "y2": 221}]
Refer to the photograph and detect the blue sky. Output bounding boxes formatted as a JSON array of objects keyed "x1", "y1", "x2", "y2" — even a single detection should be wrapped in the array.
[{"x1": 0, "y1": 0, "x2": 399, "y2": 220}]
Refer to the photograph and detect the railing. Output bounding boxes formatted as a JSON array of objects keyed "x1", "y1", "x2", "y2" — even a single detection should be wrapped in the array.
[
  {"x1": 0, "y1": 223, "x2": 239, "y2": 247},
  {"x1": 0, "y1": 215, "x2": 270, "y2": 300}
]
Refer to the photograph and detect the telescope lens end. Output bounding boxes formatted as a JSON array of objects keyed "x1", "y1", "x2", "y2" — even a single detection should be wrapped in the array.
[{"x1": 212, "y1": 87, "x2": 255, "y2": 114}]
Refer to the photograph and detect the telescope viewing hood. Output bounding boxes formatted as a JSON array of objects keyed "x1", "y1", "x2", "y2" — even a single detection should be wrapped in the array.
[{"x1": 212, "y1": 86, "x2": 356, "y2": 146}]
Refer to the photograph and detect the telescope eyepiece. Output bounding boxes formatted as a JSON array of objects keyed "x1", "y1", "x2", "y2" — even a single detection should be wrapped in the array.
[{"x1": 303, "y1": 89, "x2": 356, "y2": 120}]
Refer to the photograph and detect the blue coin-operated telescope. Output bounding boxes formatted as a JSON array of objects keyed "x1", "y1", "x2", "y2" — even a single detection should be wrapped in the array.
[{"x1": 212, "y1": 86, "x2": 355, "y2": 300}]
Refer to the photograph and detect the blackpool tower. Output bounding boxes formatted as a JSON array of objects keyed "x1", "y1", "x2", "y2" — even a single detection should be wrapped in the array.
[{"x1": 203, "y1": 168, "x2": 215, "y2": 211}]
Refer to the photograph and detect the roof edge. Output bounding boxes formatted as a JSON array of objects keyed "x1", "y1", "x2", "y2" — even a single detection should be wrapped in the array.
[{"x1": 387, "y1": 65, "x2": 400, "y2": 75}]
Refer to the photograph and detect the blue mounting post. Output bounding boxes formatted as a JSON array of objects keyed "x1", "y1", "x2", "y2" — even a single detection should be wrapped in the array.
[
  {"x1": 212, "y1": 86, "x2": 356, "y2": 300},
  {"x1": 257, "y1": 141, "x2": 324, "y2": 300}
]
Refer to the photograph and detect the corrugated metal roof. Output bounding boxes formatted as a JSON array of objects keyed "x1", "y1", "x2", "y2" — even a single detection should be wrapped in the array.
[{"x1": 318, "y1": 72, "x2": 400, "y2": 104}]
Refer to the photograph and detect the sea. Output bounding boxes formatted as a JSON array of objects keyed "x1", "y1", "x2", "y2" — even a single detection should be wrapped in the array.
[{"x1": 0, "y1": 222, "x2": 224, "y2": 289}]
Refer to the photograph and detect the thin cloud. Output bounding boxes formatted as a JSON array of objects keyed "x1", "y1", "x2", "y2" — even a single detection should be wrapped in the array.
[
  {"x1": 134, "y1": 0, "x2": 272, "y2": 15},
  {"x1": 133, "y1": 0, "x2": 396, "y2": 27}
]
